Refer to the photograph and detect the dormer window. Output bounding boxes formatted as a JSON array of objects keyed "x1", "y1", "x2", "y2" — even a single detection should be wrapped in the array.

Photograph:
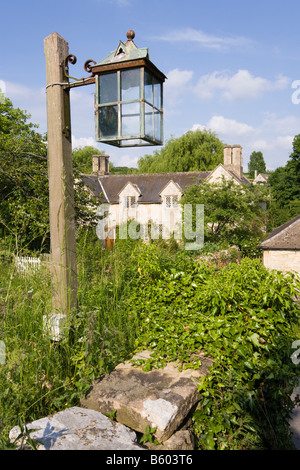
[
  {"x1": 165, "y1": 195, "x2": 178, "y2": 208},
  {"x1": 125, "y1": 196, "x2": 137, "y2": 208}
]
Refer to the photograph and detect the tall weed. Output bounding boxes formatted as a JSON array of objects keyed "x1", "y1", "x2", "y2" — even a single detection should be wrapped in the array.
[{"x1": 0, "y1": 231, "x2": 299, "y2": 450}]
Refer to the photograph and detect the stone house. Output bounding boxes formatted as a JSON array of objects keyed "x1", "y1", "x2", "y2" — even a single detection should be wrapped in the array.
[
  {"x1": 253, "y1": 171, "x2": 269, "y2": 185},
  {"x1": 82, "y1": 144, "x2": 250, "y2": 245},
  {"x1": 259, "y1": 214, "x2": 300, "y2": 274}
]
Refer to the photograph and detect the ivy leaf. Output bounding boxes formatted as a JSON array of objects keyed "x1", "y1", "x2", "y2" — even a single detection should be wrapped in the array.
[{"x1": 248, "y1": 333, "x2": 261, "y2": 347}]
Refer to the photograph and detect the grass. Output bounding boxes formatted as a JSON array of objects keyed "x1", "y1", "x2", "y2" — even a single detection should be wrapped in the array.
[
  {"x1": 0, "y1": 229, "x2": 144, "y2": 438},
  {"x1": 0, "y1": 230, "x2": 299, "y2": 449}
]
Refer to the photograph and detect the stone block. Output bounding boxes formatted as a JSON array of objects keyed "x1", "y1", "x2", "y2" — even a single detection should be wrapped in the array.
[
  {"x1": 144, "y1": 429, "x2": 195, "y2": 451},
  {"x1": 9, "y1": 407, "x2": 143, "y2": 450},
  {"x1": 81, "y1": 350, "x2": 213, "y2": 442}
]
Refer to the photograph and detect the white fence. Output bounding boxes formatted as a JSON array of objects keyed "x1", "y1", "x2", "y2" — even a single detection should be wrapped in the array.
[{"x1": 15, "y1": 256, "x2": 41, "y2": 274}]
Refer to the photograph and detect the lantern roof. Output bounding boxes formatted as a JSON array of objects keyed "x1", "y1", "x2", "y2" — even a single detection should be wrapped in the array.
[
  {"x1": 95, "y1": 31, "x2": 149, "y2": 67},
  {"x1": 90, "y1": 30, "x2": 166, "y2": 82}
]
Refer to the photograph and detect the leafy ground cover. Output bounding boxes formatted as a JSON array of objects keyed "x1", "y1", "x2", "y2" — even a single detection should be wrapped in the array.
[
  {"x1": 130, "y1": 253, "x2": 300, "y2": 449},
  {"x1": 0, "y1": 231, "x2": 299, "y2": 450}
]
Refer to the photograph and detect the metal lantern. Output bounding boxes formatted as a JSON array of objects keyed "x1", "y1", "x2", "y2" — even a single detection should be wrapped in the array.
[{"x1": 90, "y1": 30, "x2": 166, "y2": 147}]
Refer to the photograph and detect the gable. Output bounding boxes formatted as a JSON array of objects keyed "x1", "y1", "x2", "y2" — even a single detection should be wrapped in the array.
[
  {"x1": 118, "y1": 182, "x2": 141, "y2": 198},
  {"x1": 159, "y1": 180, "x2": 183, "y2": 198},
  {"x1": 254, "y1": 174, "x2": 268, "y2": 184},
  {"x1": 206, "y1": 164, "x2": 241, "y2": 185}
]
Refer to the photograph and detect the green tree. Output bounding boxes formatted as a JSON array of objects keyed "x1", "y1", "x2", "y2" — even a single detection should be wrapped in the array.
[
  {"x1": 181, "y1": 178, "x2": 266, "y2": 250},
  {"x1": 72, "y1": 146, "x2": 104, "y2": 174},
  {"x1": 267, "y1": 134, "x2": 300, "y2": 227},
  {"x1": 72, "y1": 145, "x2": 138, "y2": 175},
  {"x1": 0, "y1": 99, "x2": 99, "y2": 252},
  {"x1": 248, "y1": 151, "x2": 266, "y2": 179},
  {"x1": 137, "y1": 129, "x2": 224, "y2": 173},
  {"x1": 0, "y1": 98, "x2": 49, "y2": 251},
  {"x1": 109, "y1": 165, "x2": 138, "y2": 175}
]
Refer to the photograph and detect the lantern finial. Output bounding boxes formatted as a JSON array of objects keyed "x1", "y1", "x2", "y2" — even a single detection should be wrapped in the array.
[{"x1": 126, "y1": 30, "x2": 135, "y2": 41}]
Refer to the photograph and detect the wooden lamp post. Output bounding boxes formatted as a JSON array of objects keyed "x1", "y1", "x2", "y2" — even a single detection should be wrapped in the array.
[{"x1": 43, "y1": 31, "x2": 165, "y2": 336}]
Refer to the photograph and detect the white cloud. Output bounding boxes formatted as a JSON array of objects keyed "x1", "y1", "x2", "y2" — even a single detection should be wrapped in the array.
[
  {"x1": 275, "y1": 135, "x2": 294, "y2": 150},
  {"x1": 190, "y1": 115, "x2": 294, "y2": 170},
  {"x1": 245, "y1": 136, "x2": 293, "y2": 170},
  {"x1": 207, "y1": 115, "x2": 255, "y2": 136},
  {"x1": 191, "y1": 116, "x2": 255, "y2": 137},
  {"x1": 6, "y1": 81, "x2": 42, "y2": 99},
  {"x1": 114, "y1": 154, "x2": 139, "y2": 167},
  {"x1": 157, "y1": 28, "x2": 253, "y2": 51},
  {"x1": 0, "y1": 80, "x2": 6, "y2": 102},
  {"x1": 262, "y1": 113, "x2": 300, "y2": 134},
  {"x1": 249, "y1": 139, "x2": 270, "y2": 151},
  {"x1": 5, "y1": 81, "x2": 46, "y2": 129},
  {"x1": 194, "y1": 70, "x2": 289, "y2": 101},
  {"x1": 164, "y1": 68, "x2": 194, "y2": 108},
  {"x1": 190, "y1": 124, "x2": 206, "y2": 133},
  {"x1": 72, "y1": 135, "x2": 99, "y2": 149},
  {"x1": 249, "y1": 136, "x2": 293, "y2": 153}
]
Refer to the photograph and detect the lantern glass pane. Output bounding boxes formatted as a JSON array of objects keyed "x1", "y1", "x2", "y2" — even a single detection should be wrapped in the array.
[
  {"x1": 154, "y1": 110, "x2": 161, "y2": 141},
  {"x1": 121, "y1": 103, "x2": 140, "y2": 137},
  {"x1": 99, "y1": 73, "x2": 118, "y2": 104},
  {"x1": 154, "y1": 81, "x2": 161, "y2": 109},
  {"x1": 99, "y1": 106, "x2": 118, "y2": 138},
  {"x1": 145, "y1": 103, "x2": 154, "y2": 139},
  {"x1": 144, "y1": 70, "x2": 153, "y2": 104},
  {"x1": 144, "y1": 71, "x2": 161, "y2": 110},
  {"x1": 121, "y1": 69, "x2": 140, "y2": 102}
]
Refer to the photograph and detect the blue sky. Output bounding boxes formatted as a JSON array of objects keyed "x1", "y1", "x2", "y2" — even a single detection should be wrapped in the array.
[{"x1": 1, "y1": 0, "x2": 300, "y2": 171}]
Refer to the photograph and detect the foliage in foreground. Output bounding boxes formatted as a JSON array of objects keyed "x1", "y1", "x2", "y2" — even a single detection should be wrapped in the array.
[
  {"x1": 0, "y1": 233, "x2": 299, "y2": 450},
  {"x1": 126, "y1": 246, "x2": 300, "y2": 449}
]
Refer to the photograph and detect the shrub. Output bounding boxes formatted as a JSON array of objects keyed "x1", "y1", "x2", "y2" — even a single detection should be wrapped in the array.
[
  {"x1": 129, "y1": 256, "x2": 300, "y2": 449},
  {"x1": 0, "y1": 234, "x2": 299, "y2": 450}
]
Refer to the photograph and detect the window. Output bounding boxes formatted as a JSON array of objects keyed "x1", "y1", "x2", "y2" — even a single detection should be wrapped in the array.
[
  {"x1": 165, "y1": 195, "x2": 178, "y2": 208},
  {"x1": 125, "y1": 196, "x2": 136, "y2": 208}
]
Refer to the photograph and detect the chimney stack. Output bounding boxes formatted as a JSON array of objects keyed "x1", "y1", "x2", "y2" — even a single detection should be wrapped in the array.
[
  {"x1": 93, "y1": 155, "x2": 110, "y2": 176},
  {"x1": 223, "y1": 145, "x2": 243, "y2": 180}
]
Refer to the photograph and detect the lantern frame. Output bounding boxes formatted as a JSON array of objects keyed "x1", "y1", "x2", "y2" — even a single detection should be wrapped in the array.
[{"x1": 89, "y1": 32, "x2": 166, "y2": 147}]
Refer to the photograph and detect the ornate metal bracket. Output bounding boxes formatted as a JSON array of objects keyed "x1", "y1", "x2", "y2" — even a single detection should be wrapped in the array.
[
  {"x1": 84, "y1": 59, "x2": 97, "y2": 74},
  {"x1": 64, "y1": 55, "x2": 96, "y2": 88}
]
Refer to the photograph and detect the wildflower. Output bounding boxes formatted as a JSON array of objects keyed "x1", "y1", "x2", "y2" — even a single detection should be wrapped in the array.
[{"x1": 42, "y1": 380, "x2": 52, "y2": 390}]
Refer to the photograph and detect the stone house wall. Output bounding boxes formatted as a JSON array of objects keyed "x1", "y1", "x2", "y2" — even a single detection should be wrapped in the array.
[{"x1": 262, "y1": 250, "x2": 300, "y2": 274}]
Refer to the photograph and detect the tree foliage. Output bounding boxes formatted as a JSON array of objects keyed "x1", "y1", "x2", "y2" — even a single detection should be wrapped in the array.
[
  {"x1": 72, "y1": 146, "x2": 103, "y2": 174},
  {"x1": 248, "y1": 151, "x2": 266, "y2": 179},
  {"x1": 72, "y1": 145, "x2": 137, "y2": 175},
  {"x1": 0, "y1": 98, "x2": 99, "y2": 252},
  {"x1": 0, "y1": 98, "x2": 49, "y2": 251},
  {"x1": 267, "y1": 134, "x2": 300, "y2": 228},
  {"x1": 181, "y1": 178, "x2": 266, "y2": 251},
  {"x1": 137, "y1": 129, "x2": 224, "y2": 173}
]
